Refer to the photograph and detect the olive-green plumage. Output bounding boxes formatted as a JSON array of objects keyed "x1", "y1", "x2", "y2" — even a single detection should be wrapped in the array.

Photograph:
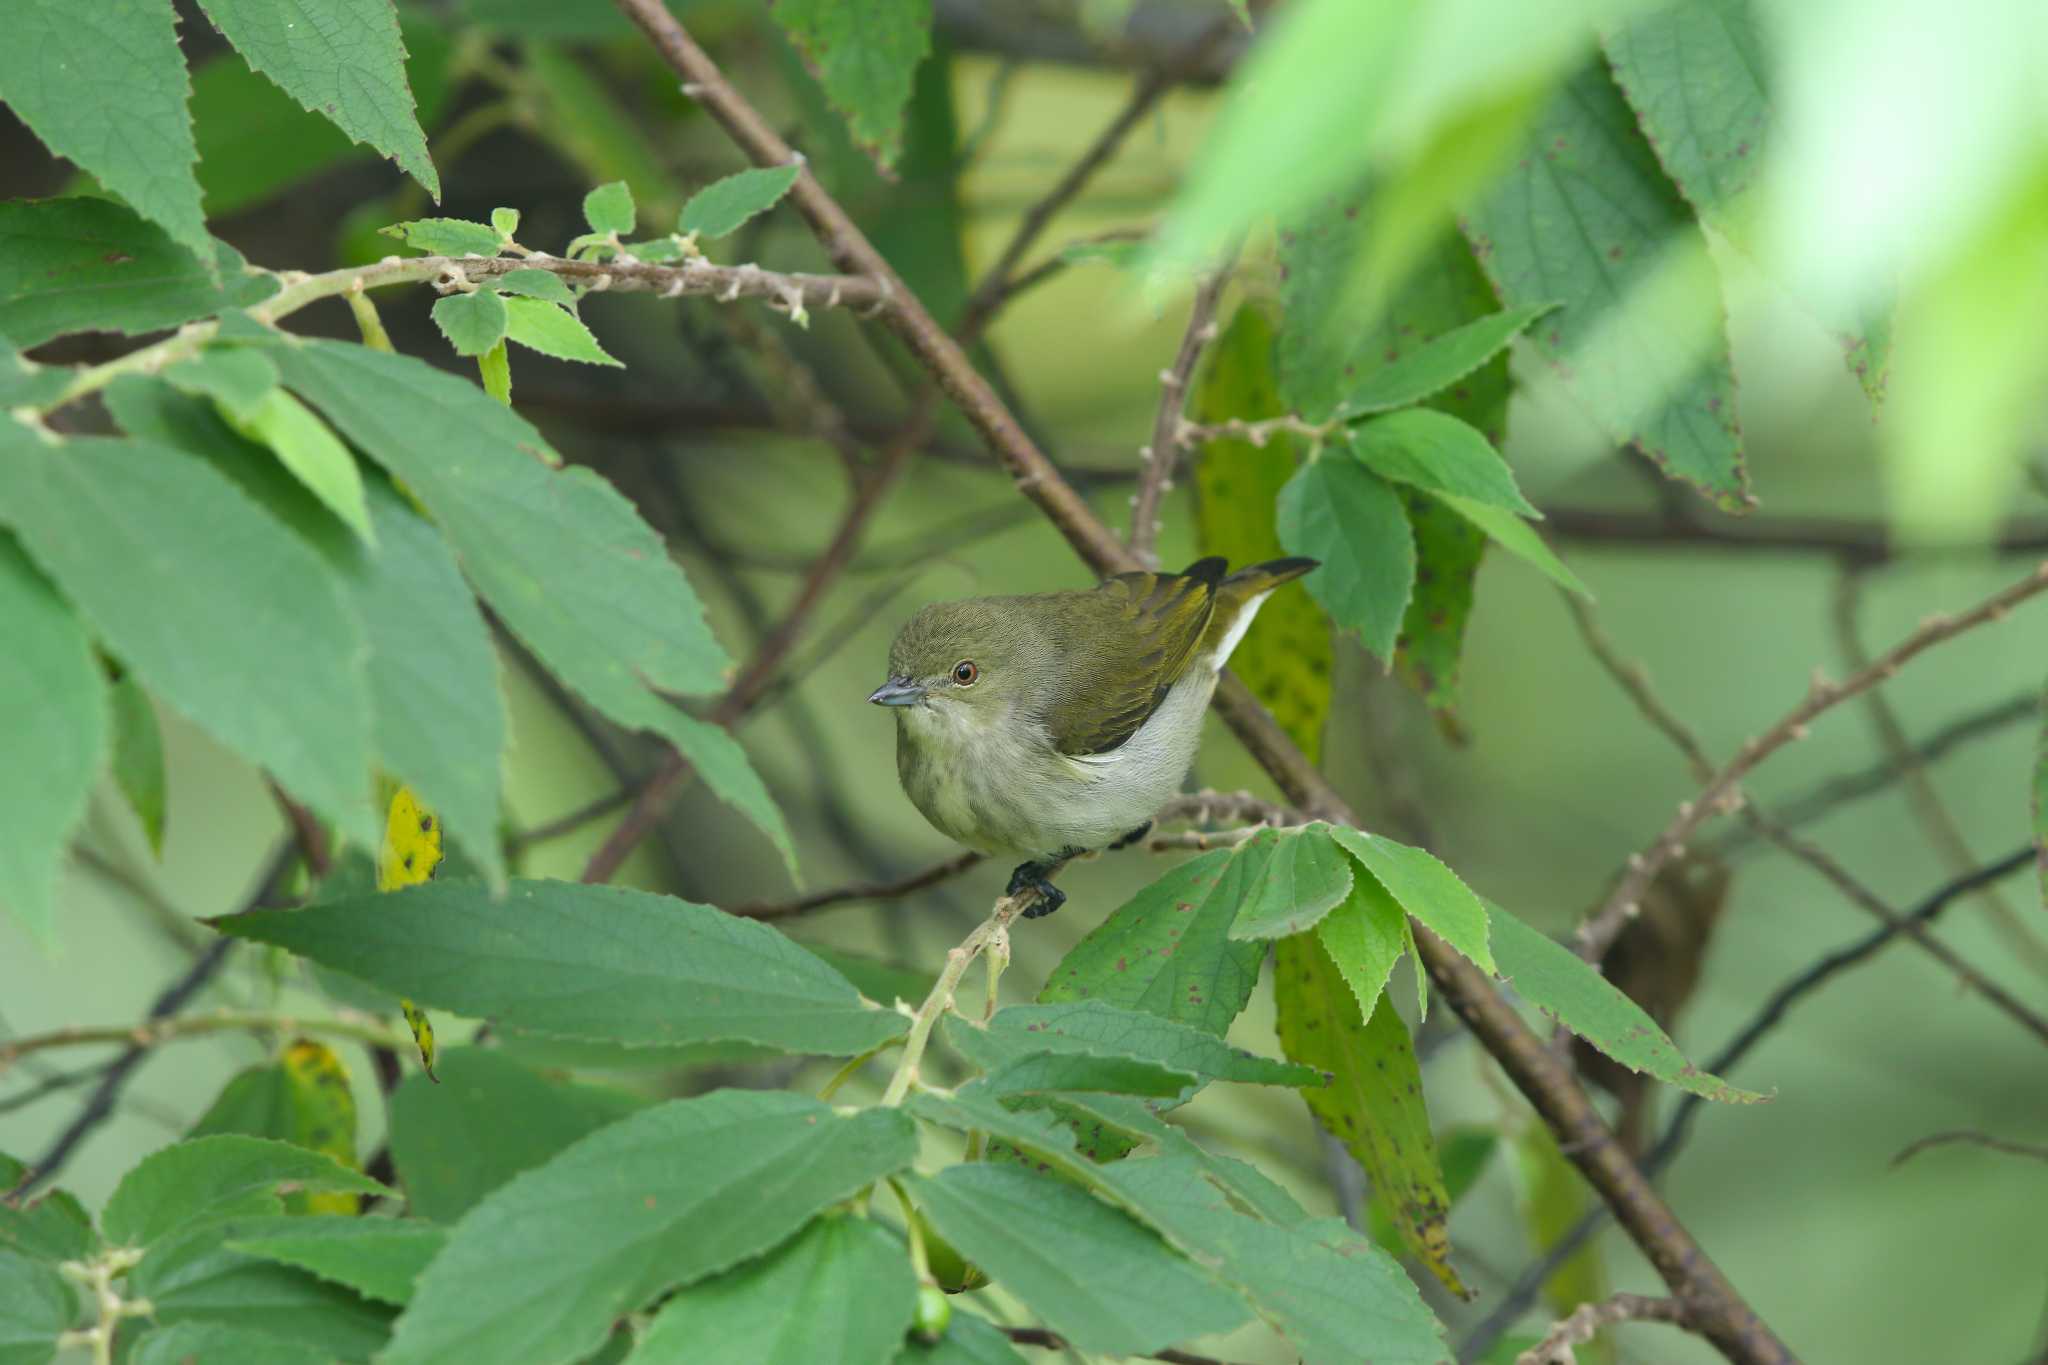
[{"x1": 869, "y1": 556, "x2": 1315, "y2": 916}]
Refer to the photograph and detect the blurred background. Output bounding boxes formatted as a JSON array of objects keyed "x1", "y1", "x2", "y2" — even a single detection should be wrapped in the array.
[{"x1": 3, "y1": 1, "x2": 2046, "y2": 1361}]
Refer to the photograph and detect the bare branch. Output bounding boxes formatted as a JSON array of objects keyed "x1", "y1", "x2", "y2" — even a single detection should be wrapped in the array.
[
  {"x1": 1542, "y1": 502, "x2": 2048, "y2": 563},
  {"x1": 1891, "y1": 1130, "x2": 2048, "y2": 1167},
  {"x1": 1130, "y1": 249, "x2": 1237, "y2": 566},
  {"x1": 1579, "y1": 560, "x2": 2048, "y2": 963},
  {"x1": 1179, "y1": 414, "x2": 1336, "y2": 449},
  {"x1": 730, "y1": 851, "x2": 985, "y2": 921},
  {"x1": 1518, "y1": 1294, "x2": 1694, "y2": 1365}
]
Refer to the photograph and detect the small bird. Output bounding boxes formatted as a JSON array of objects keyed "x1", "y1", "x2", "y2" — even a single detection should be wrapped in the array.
[{"x1": 869, "y1": 556, "x2": 1316, "y2": 917}]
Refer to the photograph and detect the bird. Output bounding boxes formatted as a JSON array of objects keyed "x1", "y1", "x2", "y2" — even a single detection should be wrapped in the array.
[{"x1": 868, "y1": 555, "x2": 1317, "y2": 918}]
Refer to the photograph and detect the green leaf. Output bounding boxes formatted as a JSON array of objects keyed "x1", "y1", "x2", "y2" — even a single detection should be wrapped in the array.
[
  {"x1": 1226, "y1": 825, "x2": 1356, "y2": 940},
  {"x1": 1338, "y1": 303, "x2": 1557, "y2": 415},
  {"x1": 1192, "y1": 306, "x2": 1334, "y2": 761},
  {"x1": 478, "y1": 339, "x2": 513, "y2": 405},
  {"x1": 103, "y1": 1136, "x2": 390, "y2": 1248},
  {"x1": 0, "y1": 0, "x2": 209, "y2": 263},
  {"x1": 382, "y1": 1092, "x2": 917, "y2": 1365},
  {"x1": 1040, "y1": 848, "x2": 1265, "y2": 1036},
  {"x1": 769, "y1": 0, "x2": 933, "y2": 165},
  {"x1": 189, "y1": 1044, "x2": 361, "y2": 1215},
  {"x1": 1328, "y1": 825, "x2": 1493, "y2": 974},
  {"x1": 215, "y1": 879, "x2": 907, "y2": 1056},
  {"x1": 1274, "y1": 932, "x2": 1467, "y2": 1298},
  {"x1": 0, "y1": 535, "x2": 103, "y2": 944},
  {"x1": 901, "y1": 1165, "x2": 1250, "y2": 1357},
  {"x1": 127, "y1": 1218, "x2": 395, "y2": 1358},
  {"x1": 1316, "y1": 871, "x2": 1410, "y2": 1020},
  {"x1": 502, "y1": 296, "x2": 621, "y2": 366},
  {"x1": 1348, "y1": 411, "x2": 1539, "y2": 517},
  {"x1": 195, "y1": 0, "x2": 438, "y2": 199},
  {"x1": 0, "y1": 199, "x2": 276, "y2": 349},
  {"x1": 1103, "y1": 1157, "x2": 1448, "y2": 1365},
  {"x1": 679, "y1": 164, "x2": 803, "y2": 239},
  {"x1": 431, "y1": 290, "x2": 509, "y2": 358},
  {"x1": 1433, "y1": 492, "x2": 1590, "y2": 597},
  {"x1": 1278, "y1": 455, "x2": 1416, "y2": 663},
  {"x1": 0, "y1": 427, "x2": 377, "y2": 852},
  {"x1": 978, "y1": 1001, "x2": 1317, "y2": 1089},
  {"x1": 1368, "y1": 1126, "x2": 1498, "y2": 1258},
  {"x1": 1464, "y1": 62, "x2": 1747, "y2": 509},
  {"x1": 0, "y1": 1183, "x2": 94, "y2": 1266},
  {"x1": 391, "y1": 1047, "x2": 645, "y2": 1224},
  {"x1": 131, "y1": 1322, "x2": 335, "y2": 1365},
  {"x1": 2036, "y1": 683, "x2": 2048, "y2": 909},
  {"x1": 637, "y1": 1215, "x2": 915, "y2": 1365},
  {"x1": 807, "y1": 947, "x2": 935, "y2": 1010},
  {"x1": 1486, "y1": 901, "x2": 1765, "y2": 1103},
  {"x1": 946, "y1": 1017, "x2": 1199, "y2": 1100},
  {"x1": 162, "y1": 347, "x2": 280, "y2": 422},
  {"x1": 381, "y1": 217, "x2": 504, "y2": 257},
  {"x1": 492, "y1": 268, "x2": 576, "y2": 305},
  {"x1": 263, "y1": 340, "x2": 792, "y2": 868},
  {"x1": 0, "y1": 1250, "x2": 75, "y2": 1365},
  {"x1": 1394, "y1": 488, "x2": 1487, "y2": 737},
  {"x1": 221, "y1": 388, "x2": 375, "y2": 542},
  {"x1": 582, "y1": 180, "x2": 636, "y2": 235},
  {"x1": 0, "y1": 339, "x2": 68, "y2": 409},
  {"x1": 893, "y1": 1310, "x2": 1029, "y2": 1365},
  {"x1": 229, "y1": 1217, "x2": 446, "y2": 1307}
]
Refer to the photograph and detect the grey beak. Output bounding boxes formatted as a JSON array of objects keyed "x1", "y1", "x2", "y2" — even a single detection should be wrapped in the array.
[{"x1": 868, "y1": 677, "x2": 926, "y2": 707}]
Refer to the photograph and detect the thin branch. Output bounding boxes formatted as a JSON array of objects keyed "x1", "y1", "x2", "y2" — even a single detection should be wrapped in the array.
[
  {"x1": 1541, "y1": 502, "x2": 2048, "y2": 563},
  {"x1": 508, "y1": 787, "x2": 635, "y2": 852},
  {"x1": 1179, "y1": 413, "x2": 1336, "y2": 449},
  {"x1": 609, "y1": 9, "x2": 1793, "y2": 1358},
  {"x1": 1891, "y1": 1130, "x2": 2048, "y2": 1167},
  {"x1": 1517, "y1": 1294, "x2": 1695, "y2": 1365},
  {"x1": 1130, "y1": 248, "x2": 1237, "y2": 566},
  {"x1": 0, "y1": 1060, "x2": 117, "y2": 1117},
  {"x1": 1000, "y1": 1325, "x2": 1250, "y2": 1365},
  {"x1": 730, "y1": 851, "x2": 985, "y2": 921},
  {"x1": 1579, "y1": 560, "x2": 2048, "y2": 963},
  {"x1": 0, "y1": 1010, "x2": 409, "y2": 1073}
]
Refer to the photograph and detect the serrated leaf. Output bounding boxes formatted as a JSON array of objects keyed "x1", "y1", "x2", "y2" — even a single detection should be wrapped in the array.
[
  {"x1": 221, "y1": 387, "x2": 375, "y2": 542},
  {"x1": 190, "y1": 1041, "x2": 361, "y2": 1216},
  {"x1": 262, "y1": 339, "x2": 793, "y2": 869},
  {"x1": 1338, "y1": 303, "x2": 1556, "y2": 415},
  {"x1": 1367, "y1": 1127, "x2": 1497, "y2": 1260},
  {"x1": 1278, "y1": 455, "x2": 1416, "y2": 663},
  {"x1": 391, "y1": 1047, "x2": 645, "y2": 1224},
  {"x1": 0, "y1": 199, "x2": 276, "y2": 349},
  {"x1": 1464, "y1": 62, "x2": 1746, "y2": 508},
  {"x1": 0, "y1": 536, "x2": 103, "y2": 944},
  {"x1": 126, "y1": 1217, "x2": 395, "y2": 1357},
  {"x1": 968, "y1": 1000, "x2": 1317, "y2": 1091},
  {"x1": 162, "y1": 347, "x2": 279, "y2": 421},
  {"x1": 769, "y1": 0, "x2": 933, "y2": 166},
  {"x1": 382, "y1": 1092, "x2": 916, "y2": 1365},
  {"x1": 0, "y1": 0, "x2": 209, "y2": 263},
  {"x1": 103, "y1": 1136, "x2": 391, "y2": 1247},
  {"x1": 902, "y1": 1165, "x2": 1250, "y2": 1357},
  {"x1": 492, "y1": 268, "x2": 575, "y2": 305},
  {"x1": 229, "y1": 1217, "x2": 445, "y2": 1306},
  {"x1": 1275, "y1": 932, "x2": 1467, "y2": 1298},
  {"x1": 0, "y1": 426, "x2": 377, "y2": 851},
  {"x1": 492, "y1": 205, "x2": 521, "y2": 237},
  {"x1": 502, "y1": 296, "x2": 620, "y2": 366},
  {"x1": 1226, "y1": 825, "x2": 1356, "y2": 939},
  {"x1": 1040, "y1": 848, "x2": 1265, "y2": 1036},
  {"x1": 380, "y1": 218, "x2": 504, "y2": 257},
  {"x1": 477, "y1": 338, "x2": 512, "y2": 405},
  {"x1": 196, "y1": 0, "x2": 437, "y2": 199},
  {"x1": 431, "y1": 290, "x2": 509, "y2": 358},
  {"x1": 0, "y1": 1179, "x2": 94, "y2": 1267},
  {"x1": 637, "y1": 1215, "x2": 916, "y2": 1365},
  {"x1": 1192, "y1": 305, "x2": 1333, "y2": 761},
  {"x1": 1316, "y1": 871, "x2": 1409, "y2": 1021},
  {"x1": 679, "y1": 164, "x2": 802, "y2": 239},
  {"x1": 1433, "y1": 491, "x2": 1589, "y2": 597},
  {"x1": 582, "y1": 180, "x2": 635, "y2": 235},
  {"x1": 1394, "y1": 489, "x2": 1486, "y2": 737},
  {"x1": 1328, "y1": 825, "x2": 1493, "y2": 974},
  {"x1": 215, "y1": 879, "x2": 907, "y2": 1056},
  {"x1": 0, "y1": 1250, "x2": 75, "y2": 1365},
  {"x1": 1348, "y1": 411, "x2": 1539, "y2": 516},
  {"x1": 130, "y1": 1322, "x2": 334, "y2": 1365},
  {"x1": 1485, "y1": 901, "x2": 1764, "y2": 1102}
]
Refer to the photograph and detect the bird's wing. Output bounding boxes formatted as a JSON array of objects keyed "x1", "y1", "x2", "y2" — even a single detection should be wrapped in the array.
[{"x1": 1044, "y1": 558, "x2": 1224, "y2": 757}]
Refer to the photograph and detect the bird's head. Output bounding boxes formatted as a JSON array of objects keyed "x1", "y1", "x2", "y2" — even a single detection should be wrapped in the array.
[{"x1": 869, "y1": 597, "x2": 1046, "y2": 731}]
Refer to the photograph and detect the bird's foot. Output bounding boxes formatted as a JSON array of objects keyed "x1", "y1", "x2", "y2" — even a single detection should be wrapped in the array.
[
  {"x1": 1006, "y1": 855, "x2": 1076, "y2": 919},
  {"x1": 1106, "y1": 820, "x2": 1153, "y2": 851}
]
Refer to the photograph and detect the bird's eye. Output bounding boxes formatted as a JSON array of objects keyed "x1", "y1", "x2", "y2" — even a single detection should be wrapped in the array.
[{"x1": 952, "y1": 660, "x2": 979, "y2": 686}]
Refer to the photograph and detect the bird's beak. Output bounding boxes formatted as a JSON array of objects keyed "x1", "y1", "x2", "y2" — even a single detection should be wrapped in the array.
[{"x1": 868, "y1": 677, "x2": 926, "y2": 707}]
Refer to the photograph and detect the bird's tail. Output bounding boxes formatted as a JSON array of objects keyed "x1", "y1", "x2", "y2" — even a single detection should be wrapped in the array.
[{"x1": 1199, "y1": 557, "x2": 1318, "y2": 667}]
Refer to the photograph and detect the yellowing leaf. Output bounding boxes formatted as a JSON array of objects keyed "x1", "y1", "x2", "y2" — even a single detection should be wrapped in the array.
[{"x1": 378, "y1": 784, "x2": 445, "y2": 1081}]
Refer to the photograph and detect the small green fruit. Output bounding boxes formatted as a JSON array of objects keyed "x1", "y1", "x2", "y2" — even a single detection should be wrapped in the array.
[{"x1": 912, "y1": 1284, "x2": 952, "y2": 1343}]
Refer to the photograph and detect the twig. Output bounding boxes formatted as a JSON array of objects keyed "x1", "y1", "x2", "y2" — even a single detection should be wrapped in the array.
[
  {"x1": 1579, "y1": 560, "x2": 2048, "y2": 963},
  {"x1": 1129, "y1": 248, "x2": 1237, "y2": 567},
  {"x1": 879, "y1": 891, "x2": 1034, "y2": 1106},
  {"x1": 1517, "y1": 1294, "x2": 1694, "y2": 1365},
  {"x1": 0, "y1": 1060, "x2": 117, "y2": 1117},
  {"x1": 609, "y1": 8, "x2": 1794, "y2": 1358},
  {"x1": 508, "y1": 787, "x2": 635, "y2": 852},
  {"x1": 1177, "y1": 414, "x2": 1336, "y2": 449},
  {"x1": 1891, "y1": 1130, "x2": 2048, "y2": 1167},
  {"x1": 1563, "y1": 593, "x2": 2048, "y2": 1044},
  {"x1": 1541, "y1": 503, "x2": 2048, "y2": 563},
  {"x1": 1829, "y1": 568, "x2": 2048, "y2": 980},
  {"x1": 0, "y1": 1009, "x2": 409, "y2": 1074},
  {"x1": 729, "y1": 851, "x2": 985, "y2": 920},
  {"x1": 999, "y1": 1324, "x2": 1248, "y2": 1365}
]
